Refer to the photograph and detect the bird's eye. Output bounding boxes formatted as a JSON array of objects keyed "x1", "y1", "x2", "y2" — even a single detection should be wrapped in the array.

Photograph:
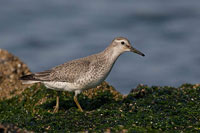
[{"x1": 121, "y1": 41, "x2": 125, "y2": 45}]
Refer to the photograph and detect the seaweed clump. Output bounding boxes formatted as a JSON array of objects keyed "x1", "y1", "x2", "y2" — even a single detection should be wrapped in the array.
[{"x1": 0, "y1": 83, "x2": 200, "y2": 132}]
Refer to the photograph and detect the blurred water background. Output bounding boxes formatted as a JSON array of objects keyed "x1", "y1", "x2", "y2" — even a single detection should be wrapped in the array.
[{"x1": 1, "y1": 0, "x2": 200, "y2": 94}]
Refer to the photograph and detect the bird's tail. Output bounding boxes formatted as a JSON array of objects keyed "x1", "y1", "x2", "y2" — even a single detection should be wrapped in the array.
[{"x1": 20, "y1": 74, "x2": 41, "y2": 84}]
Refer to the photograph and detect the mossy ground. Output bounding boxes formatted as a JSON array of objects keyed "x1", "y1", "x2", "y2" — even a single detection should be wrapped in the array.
[{"x1": 0, "y1": 84, "x2": 200, "y2": 132}]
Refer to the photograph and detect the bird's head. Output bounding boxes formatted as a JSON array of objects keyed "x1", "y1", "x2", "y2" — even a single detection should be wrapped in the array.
[{"x1": 111, "y1": 37, "x2": 145, "y2": 56}]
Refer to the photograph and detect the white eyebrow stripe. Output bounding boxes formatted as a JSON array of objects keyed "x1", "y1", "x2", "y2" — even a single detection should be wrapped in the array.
[{"x1": 114, "y1": 39, "x2": 127, "y2": 43}]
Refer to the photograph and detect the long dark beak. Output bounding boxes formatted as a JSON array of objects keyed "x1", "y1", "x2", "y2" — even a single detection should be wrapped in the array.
[{"x1": 130, "y1": 47, "x2": 145, "y2": 56}]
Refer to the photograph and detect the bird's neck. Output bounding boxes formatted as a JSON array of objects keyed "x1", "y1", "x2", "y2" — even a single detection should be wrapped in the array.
[{"x1": 101, "y1": 46, "x2": 122, "y2": 64}]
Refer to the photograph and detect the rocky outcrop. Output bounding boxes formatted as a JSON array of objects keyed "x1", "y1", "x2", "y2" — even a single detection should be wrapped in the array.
[
  {"x1": 83, "y1": 81, "x2": 124, "y2": 100},
  {"x1": 0, "y1": 49, "x2": 32, "y2": 100}
]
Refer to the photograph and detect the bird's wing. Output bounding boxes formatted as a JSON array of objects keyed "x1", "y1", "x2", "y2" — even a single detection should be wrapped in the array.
[{"x1": 29, "y1": 59, "x2": 91, "y2": 83}]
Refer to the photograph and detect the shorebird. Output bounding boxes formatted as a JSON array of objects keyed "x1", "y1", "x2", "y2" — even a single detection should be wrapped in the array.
[{"x1": 20, "y1": 37, "x2": 145, "y2": 112}]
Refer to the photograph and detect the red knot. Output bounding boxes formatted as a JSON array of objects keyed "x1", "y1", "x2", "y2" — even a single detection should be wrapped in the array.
[{"x1": 20, "y1": 37, "x2": 145, "y2": 112}]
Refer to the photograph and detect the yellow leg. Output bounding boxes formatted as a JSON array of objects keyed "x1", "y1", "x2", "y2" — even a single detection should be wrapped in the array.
[
  {"x1": 73, "y1": 95, "x2": 83, "y2": 112},
  {"x1": 53, "y1": 95, "x2": 59, "y2": 113}
]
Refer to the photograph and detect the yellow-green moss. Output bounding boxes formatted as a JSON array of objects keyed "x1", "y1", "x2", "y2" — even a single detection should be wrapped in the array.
[{"x1": 0, "y1": 83, "x2": 200, "y2": 132}]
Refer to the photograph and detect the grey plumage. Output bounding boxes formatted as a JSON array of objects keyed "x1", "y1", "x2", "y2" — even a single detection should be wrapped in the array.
[
  {"x1": 21, "y1": 50, "x2": 116, "y2": 88},
  {"x1": 20, "y1": 37, "x2": 145, "y2": 112}
]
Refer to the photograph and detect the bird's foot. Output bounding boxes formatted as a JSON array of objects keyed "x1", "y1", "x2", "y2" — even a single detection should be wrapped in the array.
[
  {"x1": 78, "y1": 106, "x2": 83, "y2": 112},
  {"x1": 53, "y1": 105, "x2": 59, "y2": 113},
  {"x1": 53, "y1": 95, "x2": 59, "y2": 113},
  {"x1": 74, "y1": 95, "x2": 84, "y2": 112}
]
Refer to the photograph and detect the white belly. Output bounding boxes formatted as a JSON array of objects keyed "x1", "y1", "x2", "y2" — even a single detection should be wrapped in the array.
[
  {"x1": 42, "y1": 66, "x2": 111, "y2": 92},
  {"x1": 43, "y1": 81, "x2": 80, "y2": 92}
]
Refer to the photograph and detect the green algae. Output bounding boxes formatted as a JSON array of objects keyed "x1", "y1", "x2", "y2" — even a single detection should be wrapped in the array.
[{"x1": 0, "y1": 84, "x2": 200, "y2": 132}]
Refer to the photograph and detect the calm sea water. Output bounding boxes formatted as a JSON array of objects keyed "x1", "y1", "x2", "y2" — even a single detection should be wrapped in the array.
[{"x1": 1, "y1": 0, "x2": 200, "y2": 94}]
